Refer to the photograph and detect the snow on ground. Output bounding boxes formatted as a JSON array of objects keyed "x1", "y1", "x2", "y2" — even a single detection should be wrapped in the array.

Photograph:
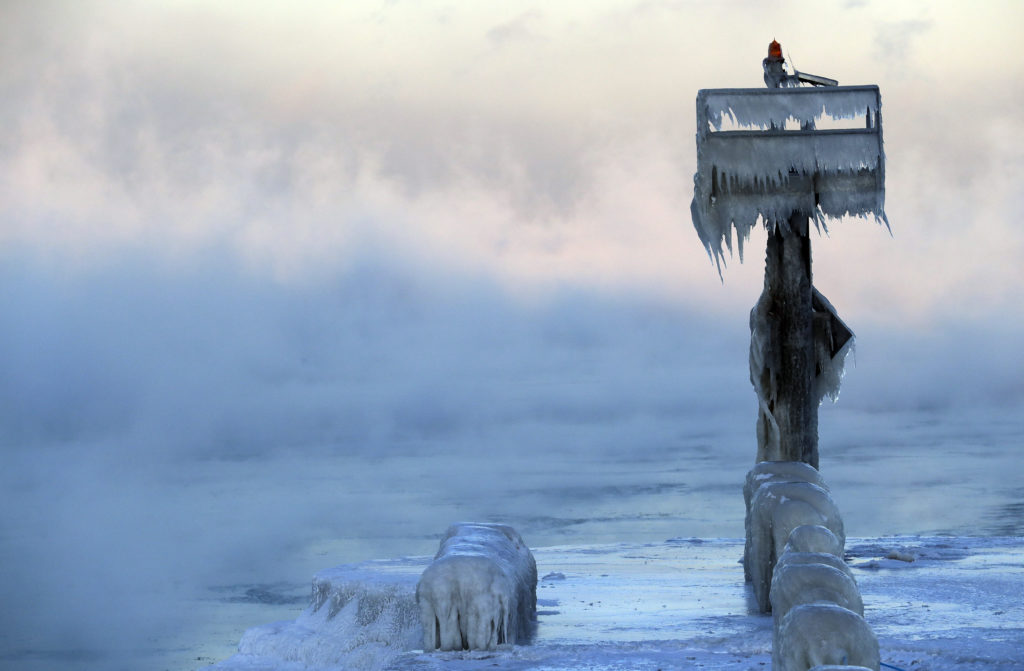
[{"x1": 206, "y1": 536, "x2": 1024, "y2": 671}]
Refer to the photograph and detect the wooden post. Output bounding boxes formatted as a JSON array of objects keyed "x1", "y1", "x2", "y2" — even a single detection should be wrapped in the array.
[
  {"x1": 692, "y1": 80, "x2": 884, "y2": 472},
  {"x1": 761, "y1": 210, "x2": 818, "y2": 469}
]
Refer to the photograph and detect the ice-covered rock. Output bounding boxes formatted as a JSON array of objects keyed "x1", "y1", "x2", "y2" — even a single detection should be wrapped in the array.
[
  {"x1": 748, "y1": 481, "x2": 844, "y2": 612},
  {"x1": 416, "y1": 523, "x2": 537, "y2": 651},
  {"x1": 743, "y1": 462, "x2": 827, "y2": 581},
  {"x1": 775, "y1": 603, "x2": 879, "y2": 671}
]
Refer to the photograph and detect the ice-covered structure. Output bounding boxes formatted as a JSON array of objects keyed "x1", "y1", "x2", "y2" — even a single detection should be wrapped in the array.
[
  {"x1": 743, "y1": 461, "x2": 827, "y2": 582},
  {"x1": 743, "y1": 461, "x2": 826, "y2": 516},
  {"x1": 211, "y1": 562, "x2": 423, "y2": 670},
  {"x1": 781, "y1": 524, "x2": 844, "y2": 557},
  {"x1": 775, "y1": 603, "x2": 880, "y2": 671},
  {"x1": 691, "y1": 85, "x2": 887, "y2": 270},
  {"x1": 771, "y1": 561, "x2": 863, "y2": 625},
  {"x1": 748, "y1": 481, "x2": 844, "y2": 612},
  {"x1": 691, "y1": 77, "x2": 886, "y2": 469},
  {"x1": 416, "y1": 523, "x2": 537, "y2": 651},
  {"x1": 750, "y1": 288, "x2": 855, "y2": 465}
]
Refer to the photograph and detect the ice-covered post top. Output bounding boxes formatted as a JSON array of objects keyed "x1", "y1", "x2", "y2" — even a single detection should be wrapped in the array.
[
  {"x1": 690, "y1": 42, "x2": 887, "y2": 469},
  {"x1": 691, "y1": 84, "x2": 887, "y2": 271}
]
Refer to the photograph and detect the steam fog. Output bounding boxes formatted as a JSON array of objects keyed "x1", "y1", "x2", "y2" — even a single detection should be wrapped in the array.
[
  {"x1": 2, "y1": 246, "x2": 1020, "y2": 666},
  {"x1": 2, "y1": 1, "x2": 1023, "y2": 668}
]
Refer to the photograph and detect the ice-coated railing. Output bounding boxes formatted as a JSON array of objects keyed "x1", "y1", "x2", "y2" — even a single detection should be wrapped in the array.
[
  {"x1": 692, "y1": 85, "x2": 887, "y2": 270},
  {"x1": 697, "y1": 85, "x2": 881, "y2": 134}
]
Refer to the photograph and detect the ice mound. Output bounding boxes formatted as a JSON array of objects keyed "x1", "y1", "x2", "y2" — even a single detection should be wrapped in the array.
[
  {"x1": 209, "y1": 559, "x2": 427, "y2": 671},
  {"x1": 775, "y1": 602, "x2": 879, "y2": 671},
  {"x1": 748, "y1": 480, "x2": 845, "y2": 612},
  {"x1": 743, "y1": 461, "x2": 828, "y2": 582},
  {"x1": 417, "y1": 522, "x2": 537, "y2": 651}
]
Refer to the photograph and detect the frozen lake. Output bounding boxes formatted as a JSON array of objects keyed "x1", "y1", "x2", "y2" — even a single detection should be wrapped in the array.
[
  {"x1": 6, "y1": 404, "x2": 1020, "y2": 671},
  {"x1": 206, "y1": 536, "x2": 1024, "y2": 671}
]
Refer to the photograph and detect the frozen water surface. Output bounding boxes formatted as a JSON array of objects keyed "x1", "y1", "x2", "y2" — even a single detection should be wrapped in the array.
[
  {"x1": 2, "y1": 260, "x2": 1021, "y2": 671},
  {"x1": 208, "y1": 537, "x2": 1024, "y2": 671}
]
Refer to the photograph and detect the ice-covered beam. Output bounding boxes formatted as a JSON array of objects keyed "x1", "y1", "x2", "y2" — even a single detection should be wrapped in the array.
[{"x1": 697, "y1": 86, "x2": 881, "y2": 135}]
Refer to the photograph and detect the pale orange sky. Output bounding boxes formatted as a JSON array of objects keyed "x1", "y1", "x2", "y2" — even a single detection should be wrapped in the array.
[{"x1": 2, "y1": 0, "x2": 1022, "y2": 328}]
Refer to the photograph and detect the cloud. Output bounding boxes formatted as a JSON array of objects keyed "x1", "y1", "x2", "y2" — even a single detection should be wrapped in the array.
[
  {"x1": 487, "y1": 9, "x2": 545, "y2": 46},
  {"x1": 2, "y1": 1, "x2": 1022, "y2": 329},
  {"x1": 872, "y1": 18, "x2": 933, "y2": 62}
]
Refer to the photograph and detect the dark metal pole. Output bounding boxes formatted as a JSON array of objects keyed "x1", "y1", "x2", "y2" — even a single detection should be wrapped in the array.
[{"x1": 761, "y1": 210, "x2": 818, "y2": 469}]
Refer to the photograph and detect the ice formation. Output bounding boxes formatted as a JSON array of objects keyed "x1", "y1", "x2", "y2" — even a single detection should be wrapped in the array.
[
  {"x1": 775, "y1": 603, "x2": 880, "y2": 671},
  {"x1": 749, "y1": 287, "x2": 855, "y2": 462},
  {"x1": 748, "y1": 481, "x2": 844, "y2": 612},
  {"x1": 416, "y1": 523, "x2": 537, "y2": 651},
  {"x1": 219, "y1": 563, "x2": 422, "y2": 670},
  {"x1": 205, "y1": 537, "x2": 1024, "y2": 671},
  {"x1": 743, "y1": 461, "x2": 827, "y2": 582},
  {"x1": 743, "y1": 461, "x2": 826, "y2": 516},
  {"x1": 770, "y1": 562, "x2": 864, "y2": 626},
  {"x1": 782, "y1": 524, "x2": 843, "y2": 556},
  {"x1": 691, "y1": 85, "x2": 888, "y2": 271}
]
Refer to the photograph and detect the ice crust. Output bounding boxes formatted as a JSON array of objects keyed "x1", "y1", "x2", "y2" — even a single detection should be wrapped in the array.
[
  {"x1": 205, "y1": 537, "x2": 1024, "y2": 671},
  {"x1": 691, "y1": 85, "x2": 887, "y2": 271},
  {"x1": 416, "y1": 523, "x2": 538, "y2": 651},
  {"x1": 223, "y1": 563, "x2": 422, "y2": 671}
]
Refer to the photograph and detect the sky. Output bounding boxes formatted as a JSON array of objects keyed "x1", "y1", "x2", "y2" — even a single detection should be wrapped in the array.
[
  {"x1": 1, "y1": 0, "x2": 1023, "y2": 667},
  {"x1": 2, "y1": 0, "x2": 1022, "y2": 323}
]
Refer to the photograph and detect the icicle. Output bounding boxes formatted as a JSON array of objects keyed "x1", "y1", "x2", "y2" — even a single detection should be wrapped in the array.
[
  {"x1": 698, "y1": 86, "x2": 881, "y2": 134},
  {"x1": 692, "y1": 85, "x2": 887, "y2": 269}
]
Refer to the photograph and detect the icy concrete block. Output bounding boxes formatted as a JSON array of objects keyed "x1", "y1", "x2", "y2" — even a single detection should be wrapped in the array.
[
  {"x1": 783, "y1": 524, "x2": 842, "y2": 556},
  {"x1": 771, "y1": 562, "x2": 864, "y2": 663},
  {"x1": 771, "y1": 562, "x2": 863, "y2": 622},
  {"x1": 416, "y1": 523, "x2": 537, "y2": 651},
  {"x1": 743, "y1": 462, "x2": 828, "y2": 583},
  {"x1": 775, "y1": 603, "x2": 879, "y2": 671},
  {"x1": 748, "y1": 482, "x2": 844, "y2": 612}
]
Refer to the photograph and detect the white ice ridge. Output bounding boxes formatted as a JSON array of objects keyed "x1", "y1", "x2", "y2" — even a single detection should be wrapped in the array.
[
  {"x1": 690, "y1": 85, "x2": 888, "y2": 271},
  {"x1": 416, "y1": 523, "x2": 538, "y2": 651},
  {"x1": 213, "y1": 562, "x2": 423, "y2": 671}
]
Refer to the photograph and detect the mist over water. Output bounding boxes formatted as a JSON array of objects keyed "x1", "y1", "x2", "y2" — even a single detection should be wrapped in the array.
[{"x1": 1, "y1": 248, "x2": 1021, "y2": 670}]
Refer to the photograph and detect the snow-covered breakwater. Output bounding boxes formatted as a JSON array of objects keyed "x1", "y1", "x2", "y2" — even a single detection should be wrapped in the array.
[{"x1": 205, "y1": 537, "x2": 1024, "y2": 671}]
